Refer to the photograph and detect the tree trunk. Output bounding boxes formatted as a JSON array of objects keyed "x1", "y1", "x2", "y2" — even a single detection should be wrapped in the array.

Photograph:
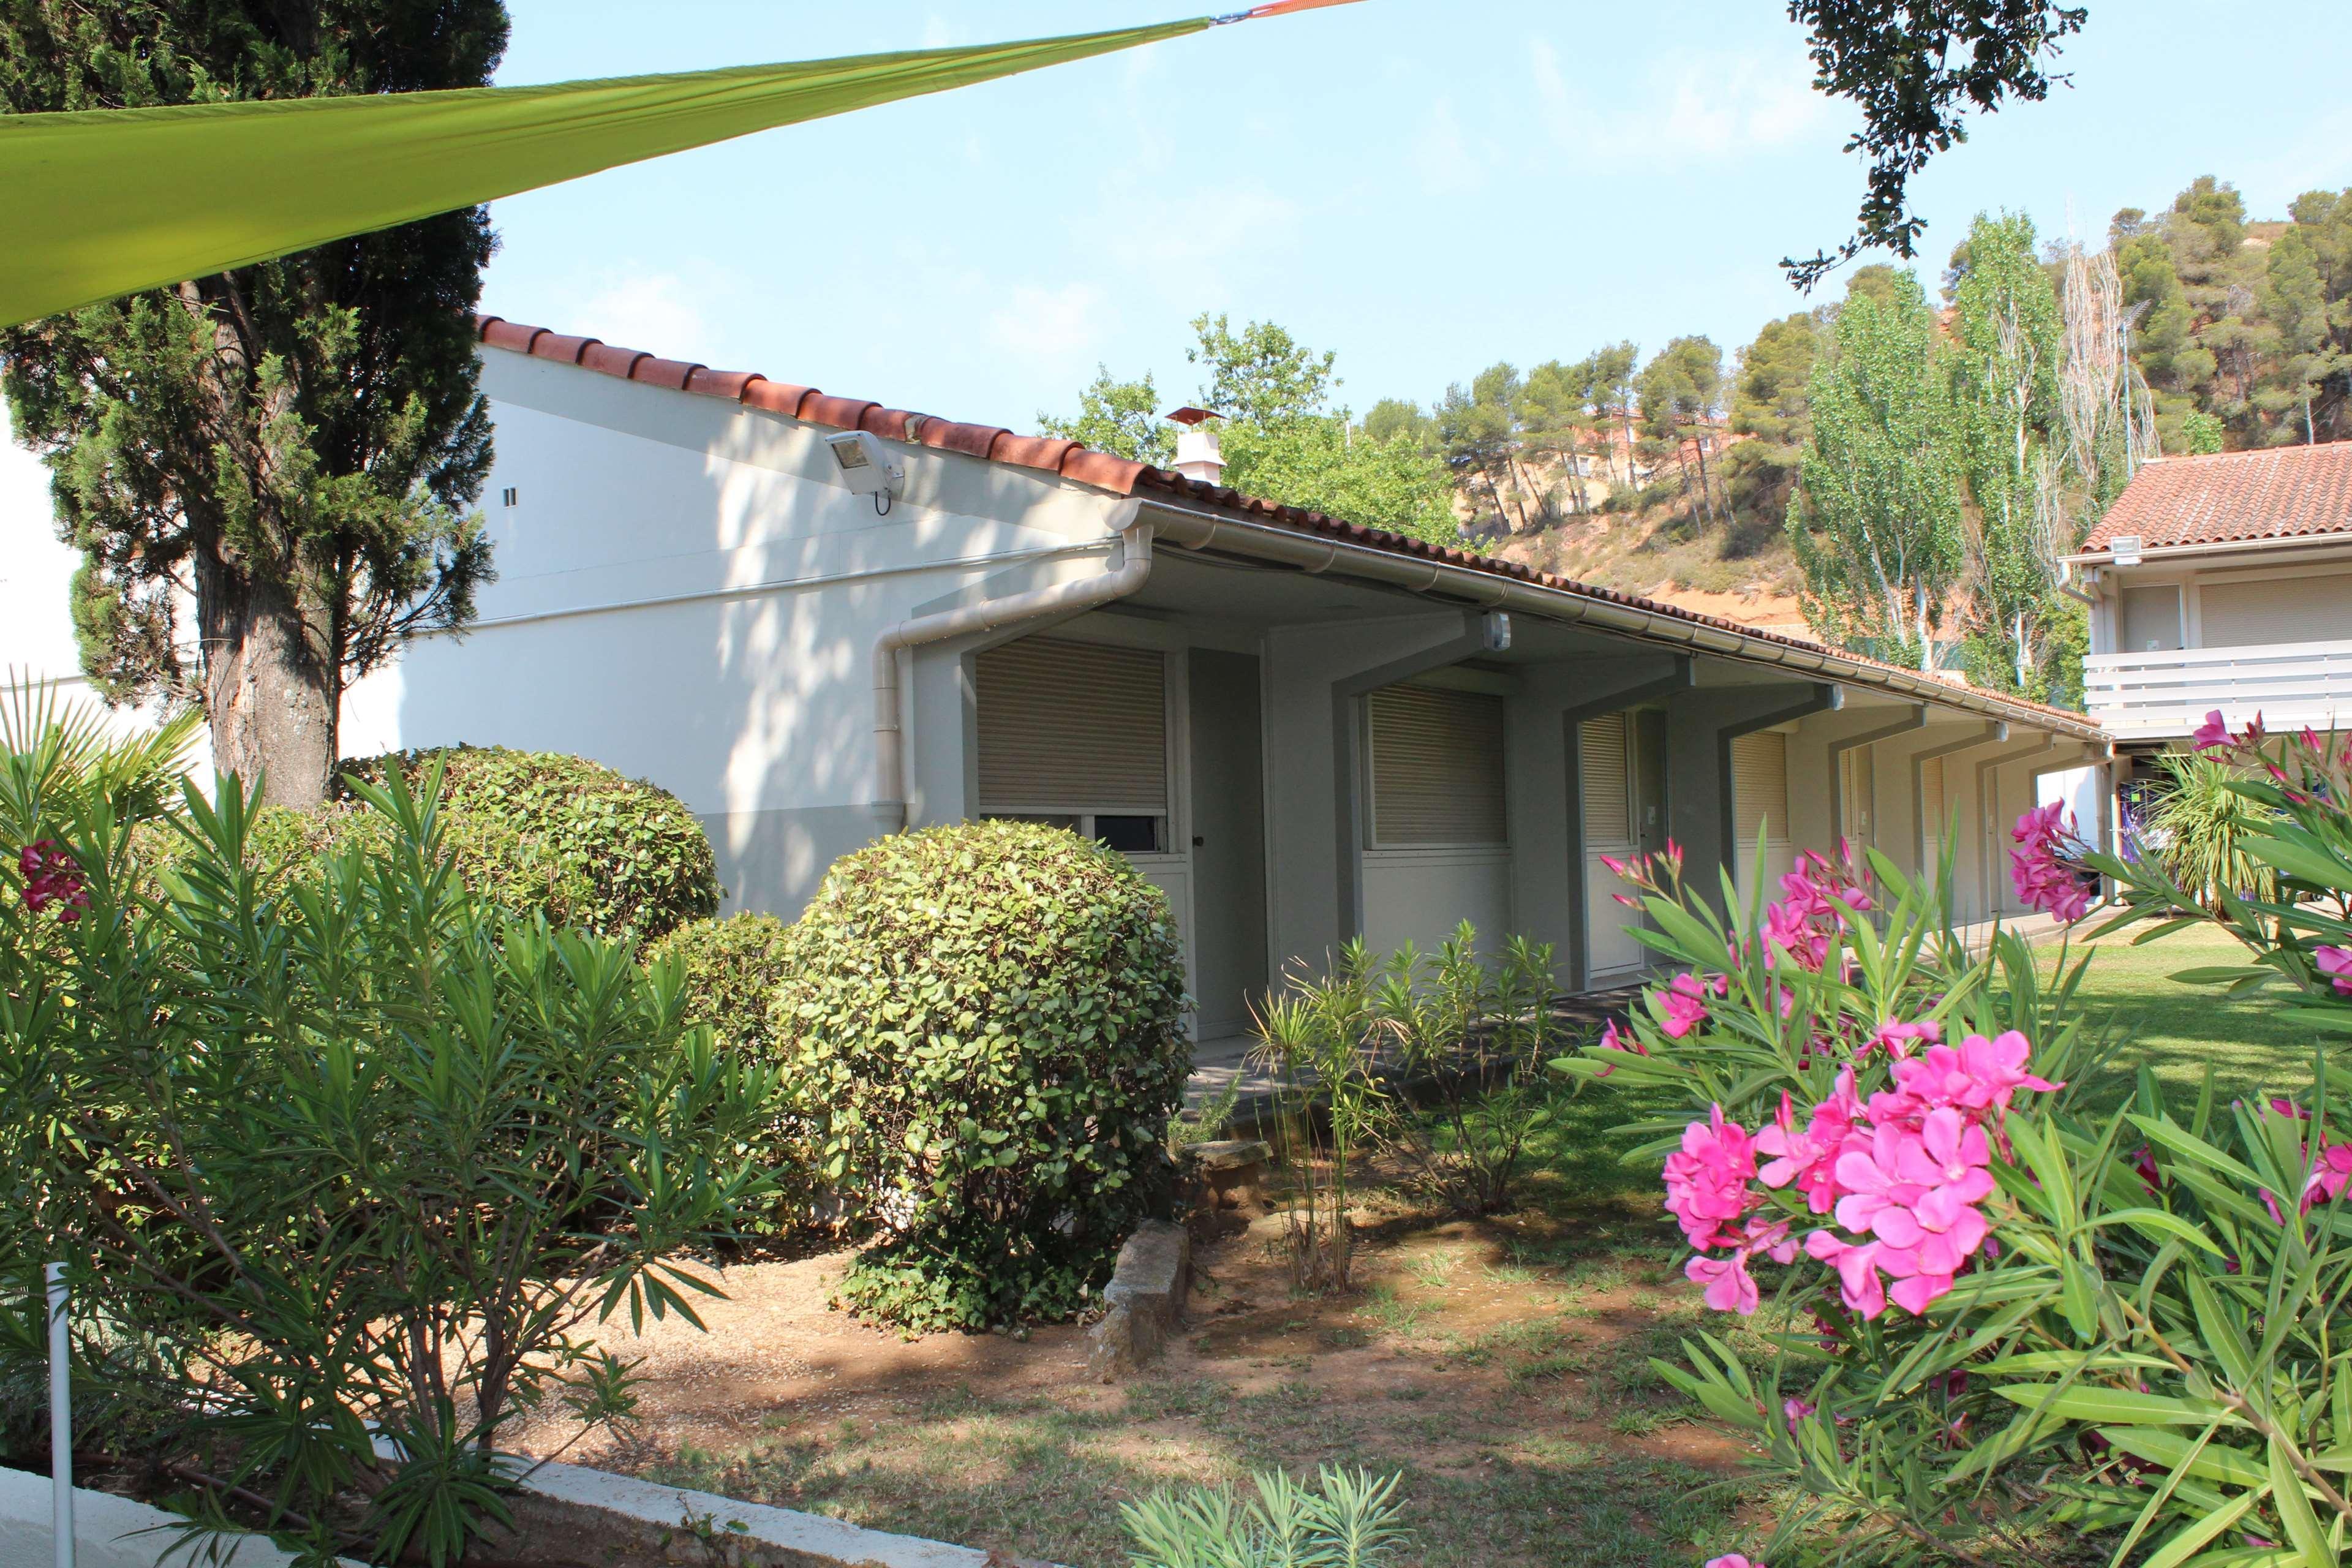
[{"x1": 198, "y1": 553, "x2": 334, "y2": 809}]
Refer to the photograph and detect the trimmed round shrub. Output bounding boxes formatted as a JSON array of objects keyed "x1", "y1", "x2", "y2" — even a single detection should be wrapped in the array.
[
  {"x1": 647, "y1": 912, "x2": 794, "y2": 1054},
  {"x1": 776, "y1": 820, "x2": 1189, "y2": 1331},
  {"x1": 335, "y1": 745, "x2": 718, "y2": 940}
]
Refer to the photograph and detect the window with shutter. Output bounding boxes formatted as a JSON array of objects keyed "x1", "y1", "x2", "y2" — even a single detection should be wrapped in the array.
[
  {"x1": 1367, "y1": 685, "x2": 1507, "y2": 846},
  {"x1": 975, "y1": 637, "x2": 1169, "y2": 850},
  {"x1": 1731, "y1": 731, "x2": 1789, "y2": 842},
  {"x1": 1580, "y1": 713, "x2": 1632, "y2": 848}
]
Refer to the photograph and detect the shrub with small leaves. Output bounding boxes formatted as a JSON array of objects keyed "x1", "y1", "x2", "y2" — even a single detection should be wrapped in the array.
[
  {"x1": 647, "y1": 912, "x2": 795, "y2": 1054},
  {"x1": 334, "y1": 745, "x2": 718, "y2": 939},
  {"x1": 775, "y1": 820, "x2": 1189, "y2": 1331}
]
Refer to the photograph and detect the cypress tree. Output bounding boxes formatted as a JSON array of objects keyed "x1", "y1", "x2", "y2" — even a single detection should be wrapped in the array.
[{"x1": 1, "y1": 2, "x2": 508, "y2": 805}]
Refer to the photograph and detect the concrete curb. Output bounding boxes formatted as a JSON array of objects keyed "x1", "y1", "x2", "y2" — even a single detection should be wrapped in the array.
[
  {"x1": 1084, "y1": 1218, "x2": 1191, "y2": 1381},
  {"x1": 0, "y1": 1465, "x2": 342, "y2": 1568}
]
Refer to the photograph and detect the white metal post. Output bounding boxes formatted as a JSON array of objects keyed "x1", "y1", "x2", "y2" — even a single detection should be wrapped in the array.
[{"x1": 47, "y1": 1262, "x2": 72, "y2": 1568}]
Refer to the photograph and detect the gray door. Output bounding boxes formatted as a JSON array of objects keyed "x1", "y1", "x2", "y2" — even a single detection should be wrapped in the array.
[
  {"x1": 1187, "y1": 649, "x2": 1269, "y2": 1039},
  {"x1": 1633, "y1": 708, "x2": 1670, "y2": 857}
]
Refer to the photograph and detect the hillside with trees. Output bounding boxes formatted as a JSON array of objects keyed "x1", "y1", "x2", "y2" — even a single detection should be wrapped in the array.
[{"x1": 1042, "y1": 175, "x2": 2352, "y2": 710}]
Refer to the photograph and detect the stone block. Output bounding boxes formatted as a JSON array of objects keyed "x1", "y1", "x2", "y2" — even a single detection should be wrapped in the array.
[{"x1": 1084, "y1": 1218, "x2": 1191, "y2": 1381}]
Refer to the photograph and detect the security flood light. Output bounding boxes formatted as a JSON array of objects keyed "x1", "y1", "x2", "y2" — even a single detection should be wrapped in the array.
[
  {"x1": 2109, "y1": 534, "x2": 2143, "y2": 567},
  {"x1": 1481, "y1": 611, "x2": 1512, "y2": 653},
  {"x1": 826, "y1": 430, "x2": 904, "y2": 510}
]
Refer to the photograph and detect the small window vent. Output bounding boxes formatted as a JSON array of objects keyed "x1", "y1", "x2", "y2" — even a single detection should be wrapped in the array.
[{"x1": 501, "y1": 486, "x2": 519, "y2": 508}]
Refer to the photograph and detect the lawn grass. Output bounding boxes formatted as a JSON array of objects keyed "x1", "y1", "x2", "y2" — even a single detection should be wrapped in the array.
[{"x1": 2048, "y1": 919, "x2": 2320, "y2": 1106}]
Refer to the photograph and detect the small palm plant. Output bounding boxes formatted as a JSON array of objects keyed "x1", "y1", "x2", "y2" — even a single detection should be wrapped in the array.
[
  {"x1": 2141, "y1": 750, "x2": 2278, "y2": 911},
  {"x1": 1122, "y1": 1467, "x2": 1408, "y2": 1568}
]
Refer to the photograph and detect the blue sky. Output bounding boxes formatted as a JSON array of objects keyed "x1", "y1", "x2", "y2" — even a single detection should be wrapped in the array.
[
  {"x1": 482, "y1": 0, "x2": 2352, "y2": 431},
  {"x1": 8, "y1": 1, "x2": 2352, "y2": 668}
]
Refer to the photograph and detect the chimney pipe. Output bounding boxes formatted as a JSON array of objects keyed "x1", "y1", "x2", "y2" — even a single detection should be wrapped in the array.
[{"x1": 1166, "y1": 406, "x2": 1224, "y2": 484}]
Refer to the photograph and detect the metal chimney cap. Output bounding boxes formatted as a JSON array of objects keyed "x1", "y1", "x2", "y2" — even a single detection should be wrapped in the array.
[{"x1": 1165, "y1": 406, "x2": 1221, "y2": 426}]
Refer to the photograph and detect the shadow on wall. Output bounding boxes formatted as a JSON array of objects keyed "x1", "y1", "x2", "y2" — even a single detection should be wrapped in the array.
[{"x1": 377, "y1": 388, "x2": 1105, "y2": 919}]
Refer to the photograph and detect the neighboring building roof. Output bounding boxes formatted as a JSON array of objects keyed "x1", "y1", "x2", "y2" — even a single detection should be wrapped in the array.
[
  {"x1": 2079, "y1": 440, "x2": 2352, "y2": 556},
  {"x1": 470, "y1": 314, "x2": 2103, "y2": 740}
]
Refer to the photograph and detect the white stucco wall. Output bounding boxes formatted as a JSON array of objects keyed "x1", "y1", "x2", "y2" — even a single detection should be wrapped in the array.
[
  {"x1": 1, "y1": 409, "x2": 213, "y2": 776},
  {"x1": 341, "y1": 350, "x2": 1131, "y2": 916}
]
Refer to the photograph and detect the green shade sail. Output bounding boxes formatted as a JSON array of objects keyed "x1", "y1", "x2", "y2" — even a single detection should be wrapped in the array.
[{"x1": 0, "y1": 16, "x2": 1237, "y2": 330}]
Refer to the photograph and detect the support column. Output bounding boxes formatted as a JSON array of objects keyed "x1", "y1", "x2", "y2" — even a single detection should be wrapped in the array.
[
  {"x1": 1907, "y1": 722, "x2": 2006, "y2": 880},
  {"x1": 1663, "y1": 682, "x2": 1843, "y2": 902},
  {"x1": 1512, "y1": 654, "x2": 1692, "y2": 990},
  {"x1": 1825, "y1": 705, "x2": 1927, "y2": 848}
]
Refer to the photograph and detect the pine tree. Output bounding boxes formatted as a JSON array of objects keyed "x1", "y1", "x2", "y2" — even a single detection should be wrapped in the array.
[{"x1": 0, "y1": 1, "x2": 507, "y2": 807}]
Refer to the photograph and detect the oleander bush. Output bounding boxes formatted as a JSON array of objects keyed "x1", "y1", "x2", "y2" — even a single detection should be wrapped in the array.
[
  {"x1": 0, "y1": 706, "x2": 777, "y2": 1567},
  {"x1": 775, "y1": 820, "x2": 1189, "y2": 1331},
  {"x1": 1562, "y1": 729, "x2": 2352, "y2": 1568}
]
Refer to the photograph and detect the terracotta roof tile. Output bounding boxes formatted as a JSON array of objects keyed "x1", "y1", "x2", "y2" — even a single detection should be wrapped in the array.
[
  {"x1": 469, "y1": 313, "x2": 2100, "y2": 738},
  {"x1": 684, "y1": 367, "x2": 761, "y2": 399},
  {"x1": 799, "y1": 394, "x2": 881, "y2": 431},
  {"x1": 2082, "y1": 441, "x2": 2352, "y2": 554},
  {"x1": 628, "y1": 356, "x2": 706, "y2": 391},
  {"x1": 478, "y1": 317, "x2": 544, "y2": 354},
  {"x1": 739, "y1": 380, "x2": 815, "y2": 418},
  {"x1": 578, "y1": 342, "x2": 652, "y2": 380},
  {"x1": 529, "y1": 332, "x2": 601, "y2": 365}
]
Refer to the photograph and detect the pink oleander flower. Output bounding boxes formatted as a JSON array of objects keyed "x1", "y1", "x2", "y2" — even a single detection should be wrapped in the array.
[
  {"x1": 1757, "y1": 1070, "x2": 1866, "y2": 1215},
  {"x1": 1782, "y1": 1396, "x2": 1815, "y2": 1433},
  {"x1": 17, "y1": 839, "x2": 88, "y2": 924},
  {"x1": 2010, "y1": 803, "x2": 2092, "y2": 922},
  {"x1": 1704, "y1": 1556, "x2": 1765, "y2": 1568},
  {"x1": 1874, "y1": 1242, "x2": 1959, "y2": 1315},
  {"x1": 1804, "y1": 1230, "x2": 1888, "y2": 1320},
  {"x1": 2316, "y1": 946, "x2": 2352, "y2": 997},
  {"x1": 1660, "y1": 970, "x2": 1725, "y2": 1039},
  {"x1": 1833, "y1": 1110, "x2": 1994, "y2": 1278},
  {"x1": 2193, "y1": 709, "x2": 2231, "y2": 752},
  {"x1": 2130, "y1": 1145, "x2": 2161, "y2": 1195},
  {"x1": 1880, "y1": 1030, "x2": 2059, "y2": 1128},
  {"x1": 1686, "y1": 1250, "x2": 1760, "y2": 1314},
  {"x1": 1664, "y1": 1105, "x2": 1758, "y2": 1251},
  {"x1": 1593, "y1": 1017, "x2": 1649, "y2": 1077},
  {"x1": 2303, "y1": 1142, "x2": 2352, "y2": 1211},
  {"x1": 1868, "y1": 1018, "x2": 1941, "y2": 1060}
]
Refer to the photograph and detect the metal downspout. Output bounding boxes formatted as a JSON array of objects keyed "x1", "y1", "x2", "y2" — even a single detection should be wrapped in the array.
[{"x1": 870, "y1": 508, "x2": 1151, "y2": 833}]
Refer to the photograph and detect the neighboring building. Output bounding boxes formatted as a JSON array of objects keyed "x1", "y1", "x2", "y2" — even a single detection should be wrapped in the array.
[
  {"x1": 2067, "y1": 442, "x2": 2352, "y2": 772},
  {"x1": 320, "y1": 317, "x2": 2095, "y2": 1033}
]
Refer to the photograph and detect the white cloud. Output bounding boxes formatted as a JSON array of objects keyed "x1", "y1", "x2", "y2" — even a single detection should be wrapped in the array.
[
  {"x1": 985, "y1": 282, "x2": 1112, "y2": 385},
  {"x1": 1098, "y1": 183, "x2": 1304, "y2": 297},
  {"x1": 566, "y1": 266, "x2": 721, "y2": 361},
  {"x1": 1533, "y1": 37, "x2": 1831, "y2": 164},
  {"x1": 1413, "y1": 96, "x2": 1485, "y2": 194}
]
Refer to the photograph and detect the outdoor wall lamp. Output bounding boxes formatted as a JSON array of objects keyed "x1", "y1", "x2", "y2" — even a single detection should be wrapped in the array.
[{"x1": 826, "y1": 430, "x2": 905, "y2": 514}]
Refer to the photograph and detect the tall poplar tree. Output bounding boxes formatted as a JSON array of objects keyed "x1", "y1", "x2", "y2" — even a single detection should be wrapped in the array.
[
  {"x1": 1950, "y1": 211, "x2": 2064, "y2": 695},
  {"x1": 0, "y1": 2, "x2": 507, "y2": 806},
  {"x1": 1786, "y1": 270, "x2": 1964, "y2": 671}
]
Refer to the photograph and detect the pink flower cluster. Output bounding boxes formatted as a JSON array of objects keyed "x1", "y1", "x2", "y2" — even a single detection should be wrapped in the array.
[
  {"x1": 2010, "y1": 802, "x2": 2091, "y2": 923},
  {"x1": 17, "y1": 840, "x2": 87, "y2": 923},
  {"x1": 2317, "y1": 946, "x2": 2352, "y2": 997},
  {"x1": 1761, "y1": 848, "x2": 1872, "y2": 972},
  {"x1": 1667, "y1": 1029, "x2": 2057, "y2": 1321}
]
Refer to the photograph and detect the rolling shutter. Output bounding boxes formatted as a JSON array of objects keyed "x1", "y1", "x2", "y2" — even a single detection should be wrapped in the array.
[
  {"x1": 2199, "y1": 571, "x2": 2352, "y2": 647},
  {"x1": 1368, "y1": 685, "x2": 1507, "y2": 845},
  {"x1": 975, "y1": 638, "x2": 1167, "y2": 812},
  {"x1": 1580, "y1": 713, "x2": 1631, "y2": 847},
  {"x1": 1731, "y1": 731, "x2": 1789, "y2": 841}
]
